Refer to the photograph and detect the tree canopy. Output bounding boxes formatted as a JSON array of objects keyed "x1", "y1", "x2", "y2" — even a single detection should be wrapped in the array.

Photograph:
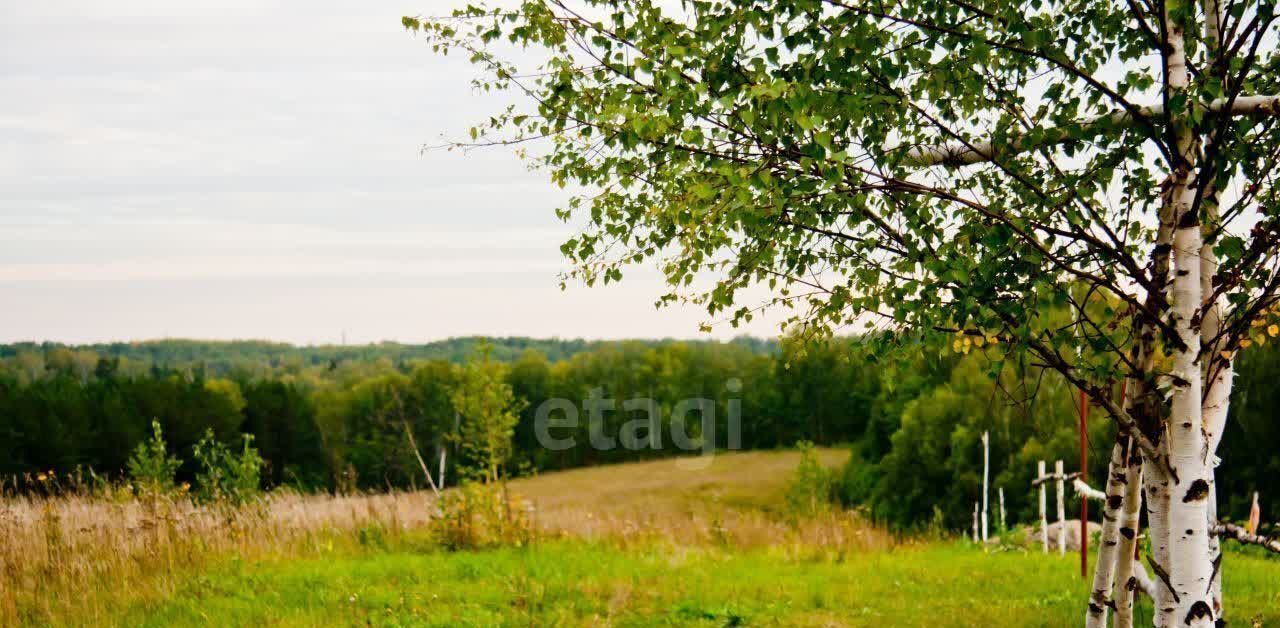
[{"x1": 410, "y1": 2, "x2": 1280, "y2": 625}]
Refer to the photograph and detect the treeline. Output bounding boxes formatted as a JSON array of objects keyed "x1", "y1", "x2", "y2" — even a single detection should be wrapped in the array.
[
  {"x1": 1, "y1": 336, "x2": 1275, "y2": 529},
  {"x1": 0, "y1": 337, "x2": 778, "y2": 378}
]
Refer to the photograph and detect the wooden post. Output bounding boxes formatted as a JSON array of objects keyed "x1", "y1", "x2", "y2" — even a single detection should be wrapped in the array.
[
  {"x1": 981, "y1": 431, "x2": 990, "y2": 542},
  {"x1": 437, "y1": 445, "x2": 448, "y2": 491},
  {"x1": 1079, "y1": 390, "x2": 1089, "y2": 578},
  {"x1": 1248, "y1": 491, "x2": 1261, "y2": 535},
  {"x1": 1039, "y1": 460, "x2": 1048, "y2": 553},
  {"x1": 972, "y1": 501, "x2": 980, "y2": 542},
  {"x1": 1056, "y1": 459, "x2": 1066, "y2": 556},
  {"x1": 999, "y1": 487, "x2": 1006, "y2": 531}
]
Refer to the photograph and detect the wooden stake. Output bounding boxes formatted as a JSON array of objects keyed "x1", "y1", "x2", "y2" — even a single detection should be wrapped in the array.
[
  {"x1": 999, "y1": 487, "x2": 1006, "y2": 531},
  {"x1": 981, "y1": 431, "x2": 990, "y2": 543},
  {"x1": 1056, "y1": 460, "x2": 1066, "y2": 556},
  {"x1": 1039, "y1": 460, "x2": 1048, "y2": 553},
  {"x1": 1248, "y1": 492, "x2": 1261, "y2": 535},
  {"x1": 1079, "y1": 390, "x2": 1089, "y2": 578}
]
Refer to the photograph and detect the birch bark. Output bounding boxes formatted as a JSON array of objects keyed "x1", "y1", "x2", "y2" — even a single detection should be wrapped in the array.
[
  {"x1": 1144, "y1": 457, "x2": 1175, "y2": 626},
  {"x1": 1113, "y1": 444, "x2": 1144, "y2": 628},
  {"x1": 1084, "y1": 438, "x2": 1128, "y2": 628},
  {"x1": 1198, "y1": 0, "x2": 1232, "y2": 610},
  {"x1": 1162, "y1": 3, "x2": 1215, "y2": 623}
]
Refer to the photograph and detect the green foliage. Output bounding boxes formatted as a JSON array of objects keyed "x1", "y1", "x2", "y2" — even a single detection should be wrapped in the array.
[
  {"x1": 192, "y1": 430, "x2": 265, "y2": 506},
  {"x1": 126, "y1": 420, "x2": 181, "y2": 495},
  {"x1": 431, "y1": 481, "x2": 535, "y2": 550},
  {"x1": 784, "y1": 442, "x2": 836, "y2": 518},
  {"x1": 865, "y1": 353, "x2": 1113, "y2": 532},
  {"x1": 450, "y1": 345, "x2": 525, "y2": 483},
  {"x1": 835, "y1": 448, "x2": 879, "y2": 509},
  {"x1": 5, "y1": 334, "x2": 1280, "y2": 529}
]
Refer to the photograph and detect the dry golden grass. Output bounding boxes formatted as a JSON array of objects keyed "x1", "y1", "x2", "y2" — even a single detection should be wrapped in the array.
[
  {"x1": 0, "y1": 488, "x2": 436, "y2": 625},
  {"x1": 1, "y1": 448, "x2": 887, "y2": 625},
  {"x1": 512, "y1": 448, "x2": 897, "y2": 554}
]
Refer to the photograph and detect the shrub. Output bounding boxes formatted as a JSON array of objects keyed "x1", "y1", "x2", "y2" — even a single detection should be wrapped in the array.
[
  {"x1": 126, "y1": 420, "x2": 181, "y2": 495},
  {"x1": 785, "y1": 442, "x2": 836, "y2": 518},
  {"x1": 835, "y1": 448, "x2": 879, "y2": 509},
  {"x1": 192, "y1": 430, "x2": 265, "y2": 506},
  {"x1": 432, "y1": 482, "x2": 535, "y2": 550}
]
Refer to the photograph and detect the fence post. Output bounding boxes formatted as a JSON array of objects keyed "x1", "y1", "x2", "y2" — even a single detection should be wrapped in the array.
[
  {"x1": 981, "y1": 431, "x2": 990, "y2": 543},
  {"x1": 999, "y1": 486, "x2": 1006, "y2": 531},
  {"x1": 1055, "y1": 459, "x2": 1066, "y2": 556},
  {"x1": 1038, "y1": 460, "x2": 1048, "y2": 553}
]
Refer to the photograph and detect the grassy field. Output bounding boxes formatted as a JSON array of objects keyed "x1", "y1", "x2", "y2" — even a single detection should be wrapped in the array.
[
  {"x1": 109, "y1": 540, "x2": 1280, "y2": 627},
  {"x1": 15, "y1": 449, "x2": 1280, "y2": 626}
]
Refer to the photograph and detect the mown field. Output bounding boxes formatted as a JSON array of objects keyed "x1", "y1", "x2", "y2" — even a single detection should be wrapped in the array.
[{"x1": 17, "y1": 450, "x2": 1280, "y2": 627}]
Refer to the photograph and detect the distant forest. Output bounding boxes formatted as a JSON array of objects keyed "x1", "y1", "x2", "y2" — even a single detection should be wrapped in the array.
[
  {"x1": 2, "y1": 336, "x2": 1276, "y2": 530},
  {"x1": 0, "y1": 336, "x2": 780, "y2": 374}
]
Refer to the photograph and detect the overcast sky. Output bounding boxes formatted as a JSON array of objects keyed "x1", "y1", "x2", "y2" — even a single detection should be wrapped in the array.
[{"x1": 0, "y1": 0, "x2": 780, "y2": 344}]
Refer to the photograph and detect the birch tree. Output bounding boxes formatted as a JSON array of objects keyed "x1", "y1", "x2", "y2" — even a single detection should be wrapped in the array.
[
  {"x1": 409, "y1": 0, "x2": 1280, "y2": 625},
  {"x1": 450, "y1": 347, "x2": 525, "y2": 484}
]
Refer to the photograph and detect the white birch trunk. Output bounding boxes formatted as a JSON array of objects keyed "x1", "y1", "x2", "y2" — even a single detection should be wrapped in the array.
[
  {"x1": 1198, "y1": 2, "x2": 1233, "y2": 597},
  {"x1": 1085, "y1": 439, "x2": 1128, "y2": 628},
  {"x1": 1201, "y1": 259, "x2": 1232, "y2": 618},
  {"x1": 1039, "y1": 460, "x2": 1049, "y2": 553},
  {"x1": 1144, "y1": 456, "x2": 1176, "y2": 627},
  {"x1": 1163, "y1": 4, "x2": 1215, "y2": 623},
  {"x1": 1199, "y1": 148, "x2": 1232, "y2": 620},
  {"x1": 1056, "y1": 460, "x2": 1067, "y2": 556},
  {"x1": 1113, "y1": 446, "x2": 1144, "y2": 628},
  {"x1": 981, "y1": 431, "x2": 989, "y2": 543}
]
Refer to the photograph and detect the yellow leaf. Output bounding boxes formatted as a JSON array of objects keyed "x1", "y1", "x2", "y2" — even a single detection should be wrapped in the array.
[
  {"x1": 1258, "y1": 334, "x2": 1268, "y2": 346},
  {"x1": 973, "y1": 336, "x2": 986, "y2": 347},
  {"x1": 952, "y1": 339, "x2": 963, "y2": 352},
  {"x1": 1241, "y1": 339, "x2": 1254, "y2": 349},
  {"x1": 1220, "y1": 350, "x2": 1233, "y2": 360},
  {"x1": 1269, "y1": 325, "x2": 1278, "y2": 337}
]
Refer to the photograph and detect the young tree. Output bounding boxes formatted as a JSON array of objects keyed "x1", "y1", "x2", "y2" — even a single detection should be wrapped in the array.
[
  {"x1": 410, "y1": 1, "x2": 1280, "y2": 625},
  {"x1": 450, "y1": 345, "x2": 525, "y2": 483}
]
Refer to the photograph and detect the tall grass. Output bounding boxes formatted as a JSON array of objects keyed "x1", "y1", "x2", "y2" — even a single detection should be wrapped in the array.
[
  {"x1": 0, "y1": 481, "x2": 437, "y2": 625},
  {"x1": 2, "y1": 448, "x2": 878, "y2": 625}
]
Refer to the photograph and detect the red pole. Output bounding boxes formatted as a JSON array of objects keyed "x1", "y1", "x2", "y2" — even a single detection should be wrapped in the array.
[{"x1": 1079, "y1": 388, "x2": 1089, "y2": 579}]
